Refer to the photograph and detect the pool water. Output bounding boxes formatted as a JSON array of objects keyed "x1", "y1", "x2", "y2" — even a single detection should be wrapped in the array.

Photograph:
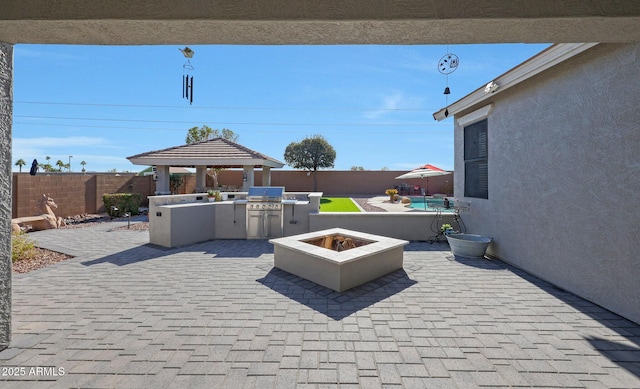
[{"x1": 407, "y1": 197, "x2": 455, "y2": 212}]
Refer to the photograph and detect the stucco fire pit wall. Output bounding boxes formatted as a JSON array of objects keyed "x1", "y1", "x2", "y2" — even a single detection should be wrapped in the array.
[{"x1": 269, "y1": 228, "x2": 409, "y2": 293}]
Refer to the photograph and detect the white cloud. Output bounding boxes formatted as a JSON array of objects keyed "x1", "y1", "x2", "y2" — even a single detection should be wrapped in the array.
[
  {"x1": 13, "y1": 136, "x2": 110, "y2": 148},
  {"x1": 364, "y1": 91, "x2": 424, "y2": 120},
  {"x1": 12, "y1": 136, "x2": 114, "y2": 169}
]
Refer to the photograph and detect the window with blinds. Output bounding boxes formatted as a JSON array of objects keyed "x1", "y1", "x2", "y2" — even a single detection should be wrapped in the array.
[{"x1": 464, "y1": 119, "x2": 488, "y2": 199}]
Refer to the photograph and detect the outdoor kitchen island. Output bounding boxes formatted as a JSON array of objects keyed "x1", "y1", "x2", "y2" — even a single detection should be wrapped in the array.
[{"x1": 148, "y1": 188, "x2": 322, "y2": 248}]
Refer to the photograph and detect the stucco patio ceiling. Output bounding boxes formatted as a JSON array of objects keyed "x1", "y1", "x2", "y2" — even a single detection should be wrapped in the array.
[{"x1": 1, "y1": 0, "x2": 640, "y2": 45}]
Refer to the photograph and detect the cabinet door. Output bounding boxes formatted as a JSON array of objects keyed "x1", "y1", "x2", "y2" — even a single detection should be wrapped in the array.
[
  {"x1": 247, "y1": 213, "x2": 264, "y2": 238},
  {"x1": 265, "y1": 212, "x2": 282, "y2": 238}
]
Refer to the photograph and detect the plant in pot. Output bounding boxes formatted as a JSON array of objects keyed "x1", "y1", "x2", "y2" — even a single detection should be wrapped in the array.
[
  {"x1": 207, "y1": 190, "x2": 221, "y2": 202},
  {"x1": 440, "y1": 223, "x2": 455, "y2": 235},
  {"x1": 385, "y1": 188, "x2": 399, "y2": 202}
]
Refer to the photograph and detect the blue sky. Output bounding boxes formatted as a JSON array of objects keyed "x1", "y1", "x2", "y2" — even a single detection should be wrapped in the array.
[{"x1": 12, "y1": 43, "x2": 550, "y2": 173}]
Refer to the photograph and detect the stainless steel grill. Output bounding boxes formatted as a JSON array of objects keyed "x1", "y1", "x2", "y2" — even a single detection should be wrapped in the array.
[{"x1": 246, "y1": 187, "x2": 284, "y2": 239}]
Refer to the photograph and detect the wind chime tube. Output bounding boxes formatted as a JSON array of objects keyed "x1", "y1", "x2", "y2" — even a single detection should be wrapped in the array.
[
  {"x1": 182, "y1": 75, "x2": 185, "y2": 98},
  {"x1": 190, "y1": 76, "x2": 194, "y2": 105}
]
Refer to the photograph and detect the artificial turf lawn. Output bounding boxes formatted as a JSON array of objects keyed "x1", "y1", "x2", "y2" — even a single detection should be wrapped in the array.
[{"x1": 319, "y1": 197, "x2": 361, "y2": 212}]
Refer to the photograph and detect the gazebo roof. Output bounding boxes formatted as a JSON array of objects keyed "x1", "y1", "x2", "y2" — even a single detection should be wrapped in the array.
[{"x1": 127, "y1": 138, "x2": 285, "y2": 169}]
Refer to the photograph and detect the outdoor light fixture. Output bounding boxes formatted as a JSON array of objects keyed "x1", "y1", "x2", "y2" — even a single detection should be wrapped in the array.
[{"x1": 484, "y1": 81, "x2": 499, "y2": 93}]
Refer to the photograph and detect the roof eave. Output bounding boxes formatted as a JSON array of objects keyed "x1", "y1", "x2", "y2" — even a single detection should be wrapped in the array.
[
  {"x1": 433, "y1": 43, "x2": 599, "y2": 121},
  {"x1": 127, "y1": 157, "x2": 284, "y2": 168}
]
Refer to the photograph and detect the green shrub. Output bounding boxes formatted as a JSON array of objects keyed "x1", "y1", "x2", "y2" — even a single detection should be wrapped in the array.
[
  {"x1": 103, "y1": 193, "x2": 142, "y2": 217},
  {"x1": 12, "y1": 232, "x2": 37, "y2": 262}
]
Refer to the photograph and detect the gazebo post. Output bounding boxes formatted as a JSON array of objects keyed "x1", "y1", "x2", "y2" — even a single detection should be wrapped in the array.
[
  {"x1": 155, "y1": 165, "x2": 171, "y2": 195},
  {"x1": 195, "y1": 165, "x2": 207, "y2": 192},
  {"x1": 242, "y1": 166, "x2": 254, "y2": 191},
  {"x1": 262, "y1": 166, "x2": 271, "y2": 186}
]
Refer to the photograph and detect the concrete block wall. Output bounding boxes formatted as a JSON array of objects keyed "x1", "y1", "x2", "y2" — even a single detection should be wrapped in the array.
[
  {"x1": 12, "y1": 170, "x2": 452, "y2": 219},
  {"x1": 13, "y1": 173, "x2": 93, "y2": 218},
  {"x1": 12, "y1": 173, "x2": 155, "y2": 218},
  {"x1": 216, "y1": 170, "x2": 454, "y2": 196}
]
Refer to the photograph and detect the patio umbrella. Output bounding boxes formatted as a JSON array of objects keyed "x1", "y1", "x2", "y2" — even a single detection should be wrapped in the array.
[{"x1": 395, "y1": 164, "x2": 452, "y2": 210}]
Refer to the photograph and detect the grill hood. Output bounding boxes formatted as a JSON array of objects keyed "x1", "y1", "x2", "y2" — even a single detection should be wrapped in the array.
[{"x1": 246, "y1": 186, "x2": 285, "y2": 202}]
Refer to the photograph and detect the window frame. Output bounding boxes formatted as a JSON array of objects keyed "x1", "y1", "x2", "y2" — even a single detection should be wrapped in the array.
[{"x1": 463, "y1": 118, "x2": 488, "y2": 199}]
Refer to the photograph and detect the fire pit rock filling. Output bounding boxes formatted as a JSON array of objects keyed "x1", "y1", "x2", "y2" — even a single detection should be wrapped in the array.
[
  {"x1": 303, "y1": 234, "x2": 372, "y2": 252},
  {"x1": 270, "y1": 228, "x2": 409, "y2": 293}
]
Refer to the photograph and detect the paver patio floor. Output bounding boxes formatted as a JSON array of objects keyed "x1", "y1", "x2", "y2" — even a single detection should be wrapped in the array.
[{"x1": 1, "y1": 222, "x2": 639, "y2": 388}]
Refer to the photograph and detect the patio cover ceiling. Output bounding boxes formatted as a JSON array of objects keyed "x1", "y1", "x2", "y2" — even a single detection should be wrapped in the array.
[
  {"x1": 1, "y1": 1, "x2": 640, "y2": 45},
  {"x1": 127, "y1": 138, "x2": 285, "y2": 169}
]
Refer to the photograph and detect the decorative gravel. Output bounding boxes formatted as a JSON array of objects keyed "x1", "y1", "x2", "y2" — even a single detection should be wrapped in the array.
[
  {"x1": 12, "y1": 247, "x2": 72, "y2": 274},
  {"x1": 350, "y1": 196, "x2": 387, "y2": 212}
]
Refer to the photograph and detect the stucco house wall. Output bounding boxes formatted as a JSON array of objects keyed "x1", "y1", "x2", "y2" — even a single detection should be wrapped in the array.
[{"x1": 453, "y1": 43, "x2": 640, "y2": 324}]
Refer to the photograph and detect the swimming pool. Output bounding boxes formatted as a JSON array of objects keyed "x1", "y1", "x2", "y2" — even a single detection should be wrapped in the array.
[{"x1": 406, "y1": 197, "x2": 455, "y2": 212}]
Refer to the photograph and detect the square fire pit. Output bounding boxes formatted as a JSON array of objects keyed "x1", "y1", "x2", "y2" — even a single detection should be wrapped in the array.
[{"x1": 269, "y1": 228, "x2": 409, "y2": 292}]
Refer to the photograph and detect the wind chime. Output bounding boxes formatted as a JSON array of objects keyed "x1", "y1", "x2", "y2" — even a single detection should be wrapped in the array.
[
  {"x1": 180, "y1": 47, "x2": 194, "y2": 105},
  {"x1": 437, "y1": 50, "x2": 459, "y2": 117}
]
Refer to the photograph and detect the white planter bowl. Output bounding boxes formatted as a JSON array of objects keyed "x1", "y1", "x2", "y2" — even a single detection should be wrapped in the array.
[{"x1": 446, "y1": 233, "x2": 492, "y2": 258}]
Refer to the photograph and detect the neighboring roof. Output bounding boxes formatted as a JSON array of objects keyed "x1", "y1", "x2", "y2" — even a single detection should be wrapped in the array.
[
  {"x1": 127, "y1": 138, "x2": 285, "y2": 168},
  {"x1": 433, "y1": 43, "x2": 599, "y2": 121}
]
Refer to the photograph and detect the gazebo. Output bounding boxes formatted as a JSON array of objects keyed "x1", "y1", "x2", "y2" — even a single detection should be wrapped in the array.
[{"x1": 127, "y1": 138, "x2": 285, "y2": 194}]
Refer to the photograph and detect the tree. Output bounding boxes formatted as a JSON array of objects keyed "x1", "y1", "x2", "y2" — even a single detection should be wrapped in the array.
[
  {"x1": 15, "y1": 158, "x2": 26, "y2": 172},
  {"x1": 41, "y1": 155, "x2": 53, "y2": 172},
  {"x1": 284, "y1": 134, "x2": 336, "y2": 191},
  {"x1": 350, "y1": 166, "x2": 365, "y2": 171},
  {"x1": 55, "y1": 160, "x2": 65, "y2": 172},
  {"x1": 185, "y1": 125, "x2": 239, "y2": 188},
  {"x1": 170, "y1": 174, "x2": 185, "y2": 195},
  {"x1": 185, "y1": 125, "x2": 238, "y2": 144},
  {"x1": 80, "y1": 160, "x2": 87, "y2": 173}
]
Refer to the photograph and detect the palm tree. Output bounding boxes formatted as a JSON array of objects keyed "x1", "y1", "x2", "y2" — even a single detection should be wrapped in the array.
[
  {"x1": 15, "y1": 158, "x2": 26, "y2": 172},
  {"x1": 55, "y1": 160, "x2": 65, "y2": 172},
  {"x1": 43, "y1": 155, "x2": 53, "y2": 172},
  {"x1": 80, "y1": 160, "x2": 87, "y2": 173}
]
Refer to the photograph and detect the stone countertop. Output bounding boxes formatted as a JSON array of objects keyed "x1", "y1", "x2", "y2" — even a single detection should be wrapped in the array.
[
  {"x1": 157, "y1": 202, "x2": 215, "y2": 208},
  {"x1": 159, "y1": 200, "x2": 311, "y2": 207}
]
